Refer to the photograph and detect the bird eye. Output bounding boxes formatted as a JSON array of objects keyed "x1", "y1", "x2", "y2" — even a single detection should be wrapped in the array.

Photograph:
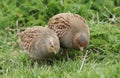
[{"x1": 51, "y1": 45, "x2": 54, "y2": 48}]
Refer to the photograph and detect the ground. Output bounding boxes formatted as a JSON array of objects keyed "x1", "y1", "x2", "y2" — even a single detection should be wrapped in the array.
[
  {"x1": 0, "y1": 0, "x2": 120, "y2": 78},
  {"x1": 0, "y1": 22, "x2": 120, "y2": 78}
]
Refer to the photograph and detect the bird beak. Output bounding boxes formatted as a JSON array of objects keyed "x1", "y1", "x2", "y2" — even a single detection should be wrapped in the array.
[
  {"x1": 53, "y1": 49, "x2": 57, "y2": 54},
  {"x1": 79, "y1": 47, "x2": 84, "y2": 51}
]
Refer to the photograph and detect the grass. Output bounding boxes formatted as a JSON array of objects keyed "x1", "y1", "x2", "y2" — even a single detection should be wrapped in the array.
[
  {"x1": 0, "y1": 22, "x2": 120, "y2": 78},
  {"x1": 0, "y1": 0, "x2": 120, "y2": 78}
]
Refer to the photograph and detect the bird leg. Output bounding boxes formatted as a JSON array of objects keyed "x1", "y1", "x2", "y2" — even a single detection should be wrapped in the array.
[
  {"x1": 60, "y1": 48, "x2": 70, "y2": 61},
  {"x1": 66, "y1": 50, "x2": 70, "y2": 61}
]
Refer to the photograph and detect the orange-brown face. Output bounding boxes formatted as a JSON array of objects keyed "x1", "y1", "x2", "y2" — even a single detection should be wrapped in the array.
[
  {"x1": 47, "y1": 38, "x2": 60, "y2": 54},
  {"x1": 73, "y1": 33, "x2": 89, "y2": 51}
]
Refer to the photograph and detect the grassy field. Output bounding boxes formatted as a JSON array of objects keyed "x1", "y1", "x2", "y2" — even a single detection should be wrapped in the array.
[{"x1": 0, "y1": 0, "x2": 120, "y2": 78}]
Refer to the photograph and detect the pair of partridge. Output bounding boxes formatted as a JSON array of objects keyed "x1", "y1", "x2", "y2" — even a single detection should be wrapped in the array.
[
  {"x1": 47, "y1": 13, "x2": 90, "y2": 51},
  {"x1": 18, "y1": 26, "x2": 60, "y2": 60},
  {"x1": 18, "y1": 13, "x2": 90, "y2": 61}
]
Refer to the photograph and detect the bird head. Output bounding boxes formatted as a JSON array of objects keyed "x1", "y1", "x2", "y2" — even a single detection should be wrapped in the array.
[
  {"x1": 47, "y1": 38, "x2": 60, "y2": 54},
  {"x1": 73, "y1": 33, "x2": 89, "y2": 51}
]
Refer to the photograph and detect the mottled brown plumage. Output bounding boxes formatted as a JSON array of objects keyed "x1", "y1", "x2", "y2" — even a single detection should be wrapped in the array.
[
  {"x1": 47, "y1": 13, "x2": 90, "y2": 51},
  {"x1": 18, "y1": 26, "x2": 60, "y2": 60}
]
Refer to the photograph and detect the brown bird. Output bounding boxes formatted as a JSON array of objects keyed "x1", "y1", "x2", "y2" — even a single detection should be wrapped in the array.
[
  {"x1": 47, "y1": 13, "x2": 90, "y2": 51},
  {"x1": 18, "y1": 26, "x2": 60, "y2": 60}
]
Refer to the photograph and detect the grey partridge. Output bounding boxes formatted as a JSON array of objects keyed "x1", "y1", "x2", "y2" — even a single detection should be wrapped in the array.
[
  {"x1": 18, "y1": 26, "x2": 60, "y2": 60},
  {"x1": 47, "y1": 13, "x2": 90, "y2": 51}
]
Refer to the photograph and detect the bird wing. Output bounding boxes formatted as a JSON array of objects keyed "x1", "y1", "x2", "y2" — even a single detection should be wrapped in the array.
[{"x1": 48, "y1": 14, "x2": 71, "y2": 39}]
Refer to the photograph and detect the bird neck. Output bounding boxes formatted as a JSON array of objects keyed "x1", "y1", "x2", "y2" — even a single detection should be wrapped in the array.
[{"x1": 73, "y1": 33, "x2": 81, "y2": 50}]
